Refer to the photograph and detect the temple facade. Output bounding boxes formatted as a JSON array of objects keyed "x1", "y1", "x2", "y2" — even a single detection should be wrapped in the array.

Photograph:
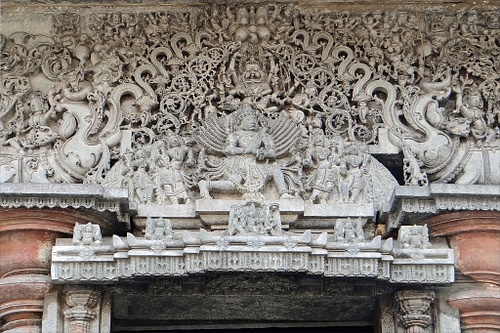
[{"x1": 1, "y1": 1, "x2": 500, "y2": 332}]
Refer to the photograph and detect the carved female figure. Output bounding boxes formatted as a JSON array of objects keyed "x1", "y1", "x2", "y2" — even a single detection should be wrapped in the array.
[
  {"x1": 457, "y1": 86, "x2": 491, "y2": 141},
  {"x1": 153, "y1": 135, "x2": 195, "y2": 204},
  {"x1": 7, "y1": 92, "x2": 58, "y2": 153},
  {"x1": 304, "y1": 131, "x2": 340, "y2": 204},
  {"x1": 338, "y1": 145, "x2": 370, "y2": 203}
]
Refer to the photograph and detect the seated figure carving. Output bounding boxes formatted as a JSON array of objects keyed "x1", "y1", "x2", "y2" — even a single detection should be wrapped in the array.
[
  {"x1": 400, "y1": 224, "x2": 432, "y2": 249},
  {"x1": 228, "y1": 201, "x2": 282, "y2": 236},
  {"x1": 334, "y1": 218, "x2": 366, "y2": 243},
  {"x1": 145, "y1": 216, "x2": 173, "y2": 241},
  {"x1": 197, "y1": 102, "x2": 299, "y2": 200},
  {"x1": 72, "y1": 222, "x2": 102, "y2": 246}
]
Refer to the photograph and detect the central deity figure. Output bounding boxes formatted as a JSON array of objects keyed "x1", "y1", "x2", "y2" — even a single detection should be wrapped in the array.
[{"x1": 198, "y1": 103, "x2": 297, "y2": 199}]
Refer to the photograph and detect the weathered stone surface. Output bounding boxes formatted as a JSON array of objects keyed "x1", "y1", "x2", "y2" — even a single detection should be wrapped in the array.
[
  {"x1": 427, "y1": 211, "x2": 500, "y2": 286},
  {"x1": 0, "y1": 208, "x2": 121, "y2": 332},
  {"x1": 449, "y1": 287, "x2": 500, "y2": 333},
  {"x1": 2, "y1": 0, "x2": 500, "y2": 332}
]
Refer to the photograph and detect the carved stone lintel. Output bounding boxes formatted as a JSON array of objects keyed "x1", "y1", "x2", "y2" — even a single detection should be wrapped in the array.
[{"x1": 52, "y1": 227, "x2": 454, "y2": 284}]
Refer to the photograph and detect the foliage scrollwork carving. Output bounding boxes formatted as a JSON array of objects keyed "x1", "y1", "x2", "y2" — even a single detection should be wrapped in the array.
[{"x1": 2, "y1": 4, "x2": 500, "y2": 207}]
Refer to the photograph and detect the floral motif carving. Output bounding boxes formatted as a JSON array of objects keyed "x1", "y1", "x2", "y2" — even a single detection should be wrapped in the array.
[{"x1": 2, "y1": 5, "x2": 500, "y2": 205}]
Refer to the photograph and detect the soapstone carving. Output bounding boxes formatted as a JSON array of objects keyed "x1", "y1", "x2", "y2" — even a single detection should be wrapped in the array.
[
  {"x1": 228, "y1": 201, "x2": 282, "y2": 236},
  {"x1": 145, "y1": 216, "x2": 173, "y2": 240},
  {"x1": 399, "y1": 225, "x2": 432, "y2": 250},
  {"x1": 197, "y1": 102, "x2": 300, "y2": 200},
  {"x1": 2, "y1": 5, "x2": 500, "y2": 204},
  {"x1": 72, "y1": 222, "x2": 102, "y2": 246},
  {"x1": 125, "y1": 216, "x2": 182, "y2": 254},
  {"x1": 303, "y1": 131, "x2": 342, "y2": 204},
  {"x1": 70, "y1": 222, "x2": 106, "y2": 258},
  {"x1": 151, "y1": 134, "x2": 196, "y2": 205},
  {"x1": 333, "y1": 218, "x2": 366, "y2": 243}
]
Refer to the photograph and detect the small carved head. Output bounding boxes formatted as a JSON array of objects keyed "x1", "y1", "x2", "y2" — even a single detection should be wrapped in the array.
[
  {"x1": 232, "y1": 103, "x2": 264, "y2": 132},
  {"x1": 464, "y1": 86, "x2": 483, "y2": 109},
  {"x1": 30, "y1": 92, "x2": 45, "y2": 113}
]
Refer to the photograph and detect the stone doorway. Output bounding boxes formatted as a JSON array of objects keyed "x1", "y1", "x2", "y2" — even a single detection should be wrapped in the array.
[{"x1": 109, "y1": 274, "x2": 380, "y2": 333}]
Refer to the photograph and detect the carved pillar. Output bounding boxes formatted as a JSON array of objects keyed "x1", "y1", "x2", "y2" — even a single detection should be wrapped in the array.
[
  {"x1": 448, "y1": 289, "x2": 500, "y2": 333},
  {"x1": 0, "y1": 208, "x2": 111, "y2": 333},
  {"x1": 426, "y1": 211, "x2": 500, "y2": 285},
  {"x1": 64, "y1": 290, "x2": 101, "y2": 333},
  {"x1": 426, "y1": 211, "x2": 500, "y2": 332},
  {"x1": 395, "y1": 290, "x2": 435, "y2": 333}
]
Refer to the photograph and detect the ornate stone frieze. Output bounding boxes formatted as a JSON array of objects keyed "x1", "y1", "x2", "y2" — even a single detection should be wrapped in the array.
[
  {"x1": 2, "y1": 4, "x2": 499, "y2": 237},
  {"x1": 228, "y1": 201, "x2": 282, "y2": 236},
  {"x1": 7, "y1": 4, "x2": 499, "y2": 206},
  {"x1": 51, "y1": 219, "x2": 453, "y2": 284}
]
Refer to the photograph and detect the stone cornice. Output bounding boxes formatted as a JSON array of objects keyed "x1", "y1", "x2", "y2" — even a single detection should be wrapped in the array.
[
  {"x1": 426, "y1": 210, "x2": 500, "y2": 236},
  {"x1": 382, "y1": 184, "x2": 500, "y2": 232},
  {"x1": 0, "y1": 183, "x2": 129, "y2": 215}
]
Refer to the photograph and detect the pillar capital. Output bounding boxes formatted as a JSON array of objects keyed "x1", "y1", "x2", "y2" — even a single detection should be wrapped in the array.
[
  {"x1": 0, "y1": 208, "x2": 117, "y2": 332},
  {"x1": 426, "y1": 211, "x2": 500, "y2": 286},
  {"x1": 63, "y1": 289, "x2": 102, "y2": 333},
  {"x1": 395, "y1": 290, "x2": 435, "y2": 333},
  {"x1": 448, "y1": 287, "x2": 500, "y2": 333}
]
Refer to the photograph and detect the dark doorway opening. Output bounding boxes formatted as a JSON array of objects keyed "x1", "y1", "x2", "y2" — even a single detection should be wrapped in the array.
[{"x1": 114, "y1": 325, "x2": 374, "y2": 333}]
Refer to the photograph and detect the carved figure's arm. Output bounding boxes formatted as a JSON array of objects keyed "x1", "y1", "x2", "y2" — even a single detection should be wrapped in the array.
[
  {"x1": 261, "y1": 133, "x2": 277, "y2": 159},
  {"x1": 224, "y1": 133, "x2": 244, "y2": 155},
  {"x1": 186, "y1": 147, "x2": 196, "y2": 167}
]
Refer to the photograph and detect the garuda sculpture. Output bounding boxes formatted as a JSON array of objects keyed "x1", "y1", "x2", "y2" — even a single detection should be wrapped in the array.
[{"x1": 1, "y1": 4, "x2": 499, "y2": 208}]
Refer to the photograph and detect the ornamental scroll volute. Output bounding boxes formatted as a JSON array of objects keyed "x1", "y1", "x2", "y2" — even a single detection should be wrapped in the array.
[{"x1": 1, "y1": 5, "x2": 500, "y2": 205}]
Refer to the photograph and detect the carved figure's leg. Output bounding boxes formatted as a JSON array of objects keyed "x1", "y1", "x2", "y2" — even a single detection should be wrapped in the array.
[
  {"x1": 270, "y1": 167, "x2": 294, "y2": 199},
  {"x1": 349, "y1": 177, "x2": 364, "y2": 203},
  {"x1": 198, "y1": 179, "x2": 238, "y2": 199},
  {"x1": 198, "y1": 180, "x2": 212, "y2": 199},
  {"x1": 308, "y1": 189, "x2": 321, "y2": 204},
  {"x1": 145, "y1": 184, "x2": 154, "y2": 203},
  {"x1": 455, "y1": 154, "x2": 482, "y2": 185}
]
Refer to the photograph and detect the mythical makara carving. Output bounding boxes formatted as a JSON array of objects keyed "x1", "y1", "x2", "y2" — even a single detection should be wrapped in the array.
[{"x1": 2, "y1": 5, "x2": 500, "y2": 208}]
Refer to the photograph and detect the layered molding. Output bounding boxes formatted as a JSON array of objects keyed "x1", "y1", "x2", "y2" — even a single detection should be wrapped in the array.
[
  {"x1": 449, "y1": 288, "x2": 500, "y2": 333},
  {"x1": 426, "y1": 211, "x2": 500, "y2": 286},
  {"x1": 51, "y1": 220, "x2": 454, "y2": 284},
  {"x1": 383, "y1": 184, "x2": 500, "y2": 232}
]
